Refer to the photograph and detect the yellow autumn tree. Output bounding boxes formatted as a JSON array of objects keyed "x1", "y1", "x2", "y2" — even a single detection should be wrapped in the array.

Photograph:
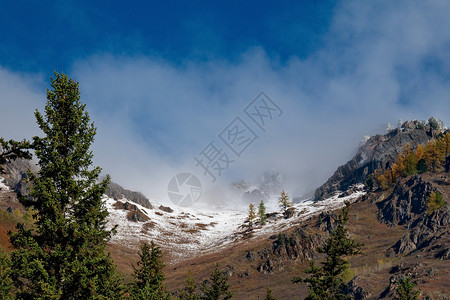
[
  {"x1": 248, "y1": 203, "x2": 257, "y2": 226},
  {"x1": 440, "y1": 132, "x2": 450, "y2": 158},
  {"x1": 278, "y1": 190, "x2": 292, "y2": 211},
  {"x1": 424, "y1": 140, "x2": 445, "y2": 172}
]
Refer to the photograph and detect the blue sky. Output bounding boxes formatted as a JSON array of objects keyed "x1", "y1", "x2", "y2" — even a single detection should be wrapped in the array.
[
  {"x1": 0, "y1": 1, "x2": 335, "y2": 73},
  {"x1": 1, "y1": 1, "x2": 450, "y2": 206}
]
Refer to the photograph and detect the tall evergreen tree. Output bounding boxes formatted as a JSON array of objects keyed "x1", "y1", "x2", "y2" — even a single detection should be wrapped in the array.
[
  {"x1": 293, "y1": 201, "x2": 363, "y2": 300},
  {"x1": 258, "y1": 200, "x2": 267, "y2": 225},
  {"x1": 8, "y1": 72, "x2": 123, "y2": 299},
  {"x1": 129, "y1": 241, "x2": 169, "y2": 300},
  {"x1": 199, "y1": 264, "x2": 233, "y2": 300}
]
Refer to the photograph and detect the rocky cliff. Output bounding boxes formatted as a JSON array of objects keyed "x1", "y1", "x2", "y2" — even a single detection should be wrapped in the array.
[
  {"x1": 377, "y1": 174, "x2": 449, "y2": 258},
  {"x1": 1, "y1": 158, "x2": 152, "y2": 209},
  {"x1": 315, "y1": 121, "x2": 436, "y2": 201}
]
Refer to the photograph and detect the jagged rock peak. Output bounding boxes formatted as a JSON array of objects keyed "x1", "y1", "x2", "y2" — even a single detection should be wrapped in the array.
[
  {"x1": 105, "y1": 181, "x2": 153, "y2": 209},
  {"x1": 315, "y1": 119, "x2": 441, "y2": 201}
]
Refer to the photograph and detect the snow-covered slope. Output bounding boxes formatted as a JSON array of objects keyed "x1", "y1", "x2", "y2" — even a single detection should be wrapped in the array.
[{"x1": 105, "y1": 184, "x2": 366, "y2": 262}]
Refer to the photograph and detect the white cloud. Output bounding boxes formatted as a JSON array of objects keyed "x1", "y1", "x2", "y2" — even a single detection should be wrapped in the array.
[{"x1": 1, "y1": 0, "x2": 449, "y2": 207}]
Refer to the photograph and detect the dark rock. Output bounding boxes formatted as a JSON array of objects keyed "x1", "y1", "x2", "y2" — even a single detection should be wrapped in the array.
[
  {"x1": 377, "y1": 175, "x2": 434, "y2": 226},
  {"x1": 113, "y1": 200, "x2": 150, "y2": 222},
  {"x1": 254, "y1": 228, "x2": 325, "y2": 274},
  {"x1": 341, "y1": 277, "x2": 370, "y2": 300},
  {"x1": 316, "y1": 212, "x2": 337, "y2": 233},
  {"x1": 246, "y1": 251, "x2": 256, "y2": 261},
  {"x1": 158, "y1": 205, "x2": 173, "y2": 213},
  {"x1": 257, "y1": 259, "x2": 275, "y2": 274},
  {"x1": 127, "y1": 210, "x2": 150, "y2": 222},
  {"x1": 436, "y1": 248, "x2": 450, "y2": 260},
  {"x1": 106, "y1": 181, "x2": 152, "y2": 209},
  {"x1": 380, "y1": 177, "x2": 450, "y2": 256}
]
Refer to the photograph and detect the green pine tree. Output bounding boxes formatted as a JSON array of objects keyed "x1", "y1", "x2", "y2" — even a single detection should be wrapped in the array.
[
  {"x1": 129, "y1": 241, "x2": 170, "y2": 300},
  {"x1": 264, "y1": 286, "x2": 276, "y2": 300},
  {"x1": 0, "y1": 249, "x2": 14, "y2": 300},
  {"x1": 293, "y1": 201, "x2": 364, "y2": 300},
  {"x1": 258, "y1": 200, "x2": 267, "y2": 225},
  {"x1": 178, "y1": 271, "x2": 199, "y2": 300},
  {"x1": 8, "y1": 72, "x2": 123, "y2": 299},
  {"x1": 199, "y1": 264, "x2": 233, "y2": 300},
  {"x1": 394, "y1": 277, "x2": 420, "y2": 300}
]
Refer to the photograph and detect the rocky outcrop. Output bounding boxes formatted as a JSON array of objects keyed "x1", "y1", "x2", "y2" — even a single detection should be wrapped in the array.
[
  {"x1": 2, "y1": 158, "x2": 36, "y2": 196},
  {"x1": 376, "y1": 175, "x2": 449, "y2": 256},
  {"x1": 251, "y1": 228, "x2": 325, "y2": 274},
  {"x1": 315, "y1": 211, "x2": 338, "y2": 233},
  {"x1": 390, "y1": 209, "x2": 449, "y2": 256},
  {"x1": 158, "y1": 205, "x2": 173, "y2": 213},
  {"x1": 315, "y1": 121, "x2": 435, "y2": 201},
  {"x1": 106, "y1": 181, "x2": 152, "y2": 209},
  {"x1": 341, "y1": 277, "x2": 370, "y2": 300},
  {"x1": 112, "y1": 200, "x2": 150, "y2": 222},
  {"x1": 377, "y1": 175, "x2": 433, "y2": 226}
]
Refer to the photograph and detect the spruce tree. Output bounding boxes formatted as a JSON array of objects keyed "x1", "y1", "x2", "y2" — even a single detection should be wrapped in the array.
[
  {"x1": 8, "y1": 72, "x2": 123, "y2": 299},
  {"x1": 178, "y1": 272, "x2": 199, "y2": 300},
  {"x1": 394, "y1": 277, "x2": 420, "y2": 300},
  {"x1": 199, "y1": 264, "x2": 233, "y2": 300},
  {"x1": 129, "y1": 241, "x2": 169, "y2": 300},
  {"x1": 258, "y1": 200, "x2": 267, "y2": 225},
  {"x1": 293, "y1": 201, "x2": 363, "y2": 300}
]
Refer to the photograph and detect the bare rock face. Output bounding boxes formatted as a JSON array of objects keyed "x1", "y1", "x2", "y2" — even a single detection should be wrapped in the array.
[
  {"x1": 390, "y1": 209, "x2": 449, "y2": 256},
  {"x1": 341, "y1": 277, "x2": 371, "y2": 300},
  {"x1": 377, "y1": 175, "x2": 449, "y2": 256},
  {"x1": 253, "y1": 228, "x2": 325, "y2": 274},
  {"x1": 2, "y1": 158, "x2": 36, "y2": 196},
  {"x1": 158, "y1": 205, "x2": 173, "y2": 213},
  {"x1": 113, "y1": 200, "x2": 150, "y2": 222},
  {"x1": 315, "y1": 121, "x2": 434, "y2": 201},
  {"x1": 105, "y1": 181, "x2": 152, "y2": 209},
  {"x1": 377, "y1": 175, "x2": 432, "y2": 226}
]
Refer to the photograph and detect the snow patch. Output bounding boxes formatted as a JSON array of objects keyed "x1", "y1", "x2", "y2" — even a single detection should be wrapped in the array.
[
  {"x1": 105, "y1": 184, "x2": 366, "y2": 263},
  {"x1": 0, "y1": 177, "x2": 10, "y2": 191}
]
